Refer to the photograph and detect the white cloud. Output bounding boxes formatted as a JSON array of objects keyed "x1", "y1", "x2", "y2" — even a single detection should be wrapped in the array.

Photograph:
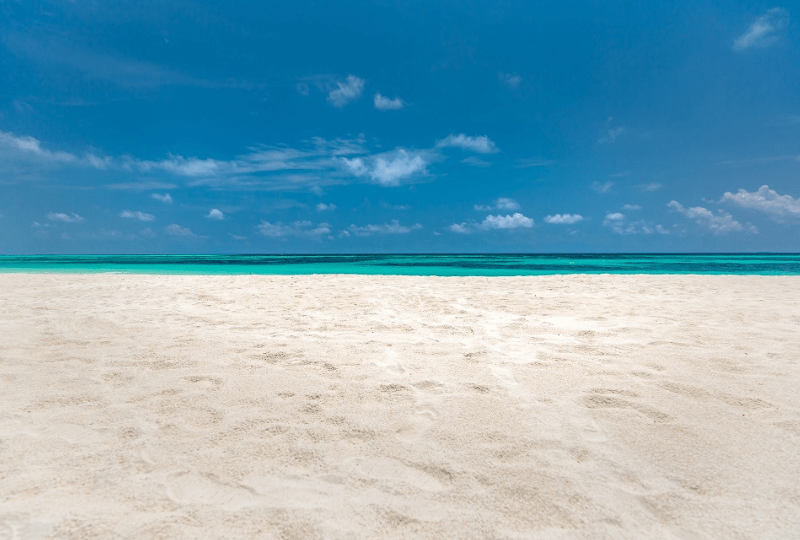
[
  {"x1": 733, "y1": 8, "x2": 790, "y2": 52},
  {"x1": 720, "y1": 185, "x2": 800, "y2": 220},
  {"x1": 598, "y1": 117, "x2": 624, "y2": 144},
  {"x1": 165, "y1": 224, "x2": 195, "y2": 237},
  {"x1": 341, "y1": 149, "x2": 428, "y2": 187},
  {"x1": 475, "y1": 197, "x2": 520, "y2": 211},
  {"x1": 622, "y1": 204, "x2": 641, "y2": 210},
  {"x1": 316, "y1": 203, "x2": 336, "y2": 211},
  {"x1": 592, "y1": 181, "x2": 614, "y2": 193},
  {"x1": 603, "y1": 212, "x2": 669, "y2": 235},
  {"x1": 327, "y1": 75, "x2": 365, "y2": 107},
  {"x1": 1, "y1": 131, "x2": 79, "y2": 164},
  {"x1": 48, "y1": 212, "x2": 84, "y2": 223},
  {"x1": 637, "y1": 182, "x2": 663, "y2": 192},
  {"x1": 461, "y1": 156, "x2": 492, "y2": 167},
  {"x1": 348, "y1": 221, "x2": 422, "y2": 236},
  {"x1": 480, "y1": 213, "x2": 534, "y2": 230},
  {"x1": 544, "y1": 213, "x2": 584, "y2": 225},
  {"x1": 374, "y1": 93, "x2": 404, "y2": 111},
  {"x1": 120, "y1": 210, "x2": 155, "y2": 222},
  {"x1": 516, "y1": 158, "x2": 555, "y2": 168},
  {"x1": 499, "y1": 72, "x2": 521, "y2": 89},
  {"x1": 449, "y1": 223, "x2": 470, "y2": 234},
  {"x1": 436, "y1": 134, "x2": 499, "y2": 154},
  {"x1": 206, "y1": 208, "x2": 224, "y2": 220},
  {"x1": 151, "y1": 193, "x2": 173, "y2": 203},
  {"x1": 257, "y1": 220, "x2": 330, "y2": 237},
  {"x1": 668, "y1": 201, "x2": 757, "y2": 234}
]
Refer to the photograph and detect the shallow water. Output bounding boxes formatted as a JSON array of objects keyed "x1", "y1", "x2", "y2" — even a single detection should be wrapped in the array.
[{"x1": 2, "y1": 254, "x2": 799, "y2": 275}]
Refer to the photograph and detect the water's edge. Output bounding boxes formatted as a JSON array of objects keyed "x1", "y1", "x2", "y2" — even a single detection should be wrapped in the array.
[{"x1": 1, "y1": 254, "x2": 799, "y2": 276}]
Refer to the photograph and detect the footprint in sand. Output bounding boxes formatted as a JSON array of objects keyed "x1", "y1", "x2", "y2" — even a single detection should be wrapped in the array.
[
  {"x1": 348, "y1": 457, "x2": 447, "y2": 492},
  {"x1": 0, "y1": 516, "x2": 51, "y2": 540},
  {"x1": 569, "y1": 415, "x2": 608, "y2": 443},
  {"x1": 373, "y1": 348, "x2": 405, "y2": 376},
  {"x1": 166, "y1": 472, "x2": 258, "y2": 511}
]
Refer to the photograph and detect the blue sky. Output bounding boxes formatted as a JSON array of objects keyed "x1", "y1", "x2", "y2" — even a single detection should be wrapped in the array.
[{"x1": 1, "y1": 1, "x2": 798, "y2": 253}]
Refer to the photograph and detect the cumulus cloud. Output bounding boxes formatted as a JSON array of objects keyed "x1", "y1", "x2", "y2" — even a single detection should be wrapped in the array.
[
  {"x1": 206, "y1": 209, "x2": 224, "y2": 220},
  {"x1": 257, "y1": 220, "x2": 330, "y2": 237},
  {"x1": 165, "y1": 224, "x2": 195, "y2": 237},
  {"x1": 120, "y1": 210, "x2": 155, "y2": 222},
  {"x1": 48, "y1": 212, "x2": 84, "y2": 223},
  {"x1": 151, "y1": 193, "x2": 173, "y2": 203},
  {"x1": 544, "y1": 213, "x2": 584, "y2": 225},
  {"x1": 348, "y1": 221, "x2": 422, "y2": 236},
  {"x1": 720, "y1": 185, "x2": 800, "y2": 220},
  {"x1": 341, "y1": 149, "x2": 428, "y2": 187},
  {"x1": 373, "y1": 93, "x2": 404, "y2": 111},
  {"x1": 592, "y1": 181, "x2": 614, "y2": 193},
  {"x1": 668, "y1": 201, "x2": 757, "y2": 234},
  {"x1": 733, "y1": 8, "x2": 790, "y2": 52},
  {"x1": 603, "y1": 212, "x2": 669, "y2": 235},
  {"x1": 499, "y1": 72, "x2": 521, "y2": 89},
  {"x1": 327, "y1": 75, "x2": 365, "y2": 107},
  {"x1": 316, "y1": 203, "x2": 336, "y2": 211},
  {"x1": 436, "y1": 134, "x2": 499, "y2": 154},
  {"x1": 480, "y1": 213, "x2": 534, "y2": 230},
  {"x1": 475, "y1": 197, "x2": 520, "y2": 211},
  {"x1": 449, "y1": 223, "x2": 470, "y2": 234}
]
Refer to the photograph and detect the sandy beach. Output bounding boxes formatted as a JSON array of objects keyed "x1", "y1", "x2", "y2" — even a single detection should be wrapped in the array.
[{"x1": 0, "y1": 274, "x2": 799, "y2": 539}]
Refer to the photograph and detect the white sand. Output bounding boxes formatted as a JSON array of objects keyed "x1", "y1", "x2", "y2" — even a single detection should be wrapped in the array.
[{"x1": 0, "y1": 274, "x2": 799, "y2": 539}]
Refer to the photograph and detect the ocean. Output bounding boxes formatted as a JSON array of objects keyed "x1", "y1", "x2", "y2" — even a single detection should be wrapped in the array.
[{"x1": 1, "y1": 254, "x2": 799, "y2": 275}]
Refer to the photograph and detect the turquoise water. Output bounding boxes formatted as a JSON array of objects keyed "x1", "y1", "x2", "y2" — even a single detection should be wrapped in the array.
[{"x1": 1, "y1": 254, "x2": 799, "y2": 275}]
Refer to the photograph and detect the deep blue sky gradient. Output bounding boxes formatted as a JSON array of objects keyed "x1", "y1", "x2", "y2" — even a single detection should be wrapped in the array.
[{"x1": 1, "y1": 1, "x2": 798, "y2": 253}]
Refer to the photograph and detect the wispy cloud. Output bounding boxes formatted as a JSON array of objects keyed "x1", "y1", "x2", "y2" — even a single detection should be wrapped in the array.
[
  {"x1": 257, "y1": 220, "x2": 330, "y2": 237},
  {"x1": 48, "y1": 212, "x2": 84, "y2": 223},
  {"x1": 327, "y1": 75, "x2": 365, "y2": 107},
  {"x1": 592, "y1": 181, "x2": 614, "y2": 194},
  {"x1": 720, "y1": 185, "x2": 800, "y2": 220},
  {"x1": 206, "y1": 209, "x2": 224, "y2": 220},
  {"x1": 461, "y1": 156, "x2": 492, "y2": 167},
  {"x1": 516, "y1": 158, "x2": 555, "y2": 168},
  {"x1": 165, "y1": 224, "x2": 196, "y2": 237},
  {"x1": 544, "y1": 213, "x2": 583, "y2": 225},
  {"x1": 316, "y1": 203, "x2": 336, "y2": 211},
  {"x1": 733, "y1": 8, "x2": 790, "y2": 52},
  {"x1": 347, "y1": 221, "x2": 422, "y2": 236},
  {"x1": 436, "y1": 134, "x2": 499, "y2": 154},
  {"x1": 1, "y1": 131, "x2": 80, "y2": 165},
  {"x1": 120, "y1": 210, "x2": 155, "y2": 222},
  {"x1": 717, "y1": 155, "x2": 799, "y2": 168},
  {"x1": 668, "y1": 201, "x2": 756, "y2": 234},
  {"x1": 598, "y1": 117, "x2": 624, "y2": 144},
  {"x1": 603, "y1": 212, "x2": 669, "y2": 235},
  {"x1": 5, "y1": 33, "x2": 250, "y2": 90},
  {"x1": 499, "y1": 72, "x2": 521, "y2": 89},
  {"x1": 151, "y1": 193, "x2": 173, "y2": 203},
  {"x1": 622, "y1": 204, "x2": 641, "y2": 210},
  {"x1": 474, "y1": 197, "x2": 520, "y2": 211},
  {"x1": 637, "y1": 182, "x2": 663, "y2": 192},
  {"x1": 374, "y1": 93, "x2": 404, "y2": 111}
]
